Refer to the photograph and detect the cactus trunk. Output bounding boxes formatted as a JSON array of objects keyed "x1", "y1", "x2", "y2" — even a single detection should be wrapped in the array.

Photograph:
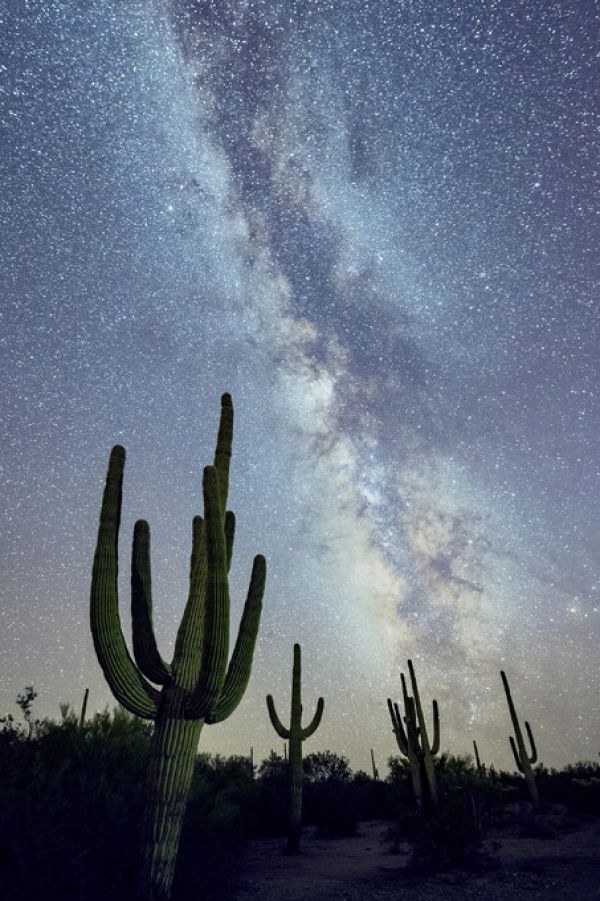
[
  {"x1": 141, "y1": 693, "x2": 203, "y2": 901},
  {"x1": 287, "y1": 733, "x2": 303, "y2": 853},
  {"x1": 523, "y1": 762, "x2": 541, "y2": 812}
]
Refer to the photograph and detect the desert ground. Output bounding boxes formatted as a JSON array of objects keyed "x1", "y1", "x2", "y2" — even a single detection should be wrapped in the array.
[{"x1": 203, "y1": 810, "x2": 599, "y2": 901}]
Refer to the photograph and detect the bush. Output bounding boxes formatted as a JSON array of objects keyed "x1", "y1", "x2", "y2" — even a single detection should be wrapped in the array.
[
  {"x1": 535, "y1": 761, "x2": 600, "y2": 817},
  {"x1": 400, "y1": 754, "x2": 497, "y2": 871},
  {"x1": 0, "y1": 704, "x2": 151, "y2": 900},
  {"x1": 184, "y1": 753, "x2": 259, "y2": 849},
  {"x1": 256, "y1": 753, "x2": 288, "y2": 835}
]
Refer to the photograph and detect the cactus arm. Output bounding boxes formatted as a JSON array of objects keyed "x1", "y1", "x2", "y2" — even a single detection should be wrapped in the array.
[
  {"x1": 90, "y1": 445, "x2": 159, "y2": 719},
  {"x1": 79, "y1": 688, "x2": 89, "y2": 729},
  {"x1": 430, "y1": 699, "x2": 440, "y2": 755},
  {"x1": 301, "y1": 697, "x2": 324, "y2": 739},
  {"x1": 186, "y1": 467, "x2": 230, "y2": 716},
  {"x1": 387, "y1": 698, "x2": 400, "y2": 734},
  {"x1": 172, "y1": 517, "x2": 207, "y2": 688},
  {"x1": 401, "y1": 674, "x2": 420, "y2": 741},
  {"x1": 174, "y1": 397, "x2": 233, "y2": 689},
  {"x1": 225, "y1": 511, "x2": 235, "y2": 573},
  {"x1": 502, "y1": 671, "x2": 531, "y2": 765},
  {"x1": 291, "y1": 643, "x2": 302, "y2": 721},
  {"x1": 509, "y1": 735, "x2": 524, "y2": 772},
  {"x1": 525, "y1": 721, "x2": 538, "y2": 764},
  {"x1": 401, "y1": 673, "x2": 410, "y2": 710},
  {"x1": 267, "y1": 695, "x2": 290, "y2": 739},
  {"x1": 500, "y1": 670, "x2": 520, "y2": 733},
  {"x1": 131, "y1": 520, "x2": 172, "y2": 685},
  {"x1": 388, "y1": 698, "x2": 409, "y2": 754},
  {"x1": 404, "y1": 695, "x2": 420, "y2": 750},
  {"x1": 204, "y1": 554, "x2": 267, "y2": 723},
  {"x1": 408, "y1": 659, "x2": 431, "y2": 751},
  {"x1": 214, "y1": 393, "x2": 233, "y2": 513}
]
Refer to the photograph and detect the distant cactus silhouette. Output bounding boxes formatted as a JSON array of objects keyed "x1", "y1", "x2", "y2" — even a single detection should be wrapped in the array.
[
  {"x1": 371, "y1": 748, "x2": 379, "y2": 780},
  {"x1": 90, "y1": 394, "x2": 266, "y2": 901},
  {"x1": 387, "y1": 660, "x2": 440, "y2": 813},
  {"x1": 79, "y1": 688, "x2": 89, "y2": 729},
  {"x1": 501, "y1": 670, "x2": 540, "y2": 811},
  {"x1": 473, "y1": 739, "x2": 485, "y2": 777},
  {"x1": 267, "y1": 643, "x2": 324, "y2": 853}
]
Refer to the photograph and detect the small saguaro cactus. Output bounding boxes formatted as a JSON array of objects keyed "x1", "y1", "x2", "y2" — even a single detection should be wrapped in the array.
[
  {"x1": 387, "y1": 660, "x2": 440, "y2": 813},
  {"x1": 473, "y1": 738, "x2": 485, "y2": 777},
  {"x1": 501, "y1": 670, "x2": 540, "y2": 811},
  {"x1": 371, "y1": 748, "x2": 379, "y2": 781},
  {"x1": 79, "y1": 688, "x2": 89, "y2": 730},
  {"x1": 90, "y1": 394, "x2": 266, "y2": 901},
  {"x1": 267, "y1": 643, "x2": 324, "y2": 853}
]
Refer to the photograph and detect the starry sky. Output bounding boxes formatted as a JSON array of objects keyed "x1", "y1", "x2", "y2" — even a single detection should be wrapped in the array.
[{"x1": 1, "y1": 0, "x2": 598, "y2": 772}]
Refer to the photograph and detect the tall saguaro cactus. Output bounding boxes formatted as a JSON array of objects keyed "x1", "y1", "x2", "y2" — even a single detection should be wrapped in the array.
[
  {"x1": 90, "y1": 394, "x2": 266, "y2": 901},
  {"x1": 387, "y1": 660, "x2": 440, "y2": 813},
  {"x1": 501, "y1": 670, "x2": 540, "y2": 811},
  {"x1": 267, "y1": 644, "x2": 324, "y2": 853}
]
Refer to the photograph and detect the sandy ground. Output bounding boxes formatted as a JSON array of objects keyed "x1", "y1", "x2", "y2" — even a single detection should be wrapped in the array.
[{"x1": 215, "y1": 814, "x2": 600, "y2": 901}]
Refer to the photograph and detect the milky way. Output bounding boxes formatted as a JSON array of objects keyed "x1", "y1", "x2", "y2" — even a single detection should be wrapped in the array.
[{"x1": 1, "y1": 0, "x2": 598, "y2": 770}]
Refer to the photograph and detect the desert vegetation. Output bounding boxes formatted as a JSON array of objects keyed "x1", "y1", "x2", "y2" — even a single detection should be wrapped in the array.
[{"x1": 0, "y1": 698, "x2": 598, "y2": 900}]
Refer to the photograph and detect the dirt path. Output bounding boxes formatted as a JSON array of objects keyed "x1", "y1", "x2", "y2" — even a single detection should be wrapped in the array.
[{"x1": 224, "y1": 819, "x2": 600, "y2": 901}]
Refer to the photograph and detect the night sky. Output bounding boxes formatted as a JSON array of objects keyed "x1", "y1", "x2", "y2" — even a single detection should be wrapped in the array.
[{"x1": 1, "y1": 0, "x2": 598, "y2": 772}]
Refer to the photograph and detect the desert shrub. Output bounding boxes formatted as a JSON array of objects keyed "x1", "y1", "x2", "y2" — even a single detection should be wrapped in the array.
[
  {"x1": 386, "y1": 755, "x2": 416, "y2": 812},
  {"x1": 303, "y1": 750, "x2": 352, "y2": 783},
  {"x1": 255, "y1": 753, "x2": 288, "y2": 835},
  {"x1": 404, "y1": 754, "x2": 500, "y2": 871},
  {"x1": 534, "y1": 761, "x2": 600, "y2": 817},
  {"x1": 0, "y1": 697, "x2": 265, "y2": 901},
  {"x1": 349, "y1": 770, "x2": 397, "y2": 821},
  {"x1": 302, "y1": 751, "x2": 356, "y2": 836},
  {"x1": 184, "y1": 753, "x2": 259, "y2": 848},
  {"x1": 409, "y1": 790, "x2": 482, "y2": 871},
  {"x1": 0, "y1": 703, "x2": 151, "y2": 900},
  {"x1": 308, "y1": 779, "x2": 358, "y2": 837}
]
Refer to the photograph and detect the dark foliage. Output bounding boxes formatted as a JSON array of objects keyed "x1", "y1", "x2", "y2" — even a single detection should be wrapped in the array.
[
  {"x1": 535, "y1": 761, "x2": 600, "y2": 817},
  {"x1": 0, "y1": 704, "x2": 151, "y2": 900},
  {"x1": 2, "y1": 694, "x2": 598, "y2": 897},
  {"x1": 390, "y1": 754, "x2": 503, "y2": 870},
  {"x1": 255, "y1": 752, "x2": 288, "y2": 835}
]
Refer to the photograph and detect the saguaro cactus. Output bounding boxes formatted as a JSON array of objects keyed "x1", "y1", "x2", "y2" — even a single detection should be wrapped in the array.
[
  {"x1": 371, "y1": 748, "x2": 379, "y2": 781},
  {"x1": 90, "y1": 394, "x2": 266, "y2": 901},
  {"x1": 473, "y1": 738, "x2": 485, "y2": 777},
  {"x1": 501, "y1": 670, "x2": 540, "y2": 811},
  {"x1": 79, "y1": 688, "x2": 89, "y2": 729},
  {"x1": 387, "y1": 660, "x2": 440, "y2": 813},
  {"x1": 267, "y1": 643, "x2": 324, "y2": 853}
]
